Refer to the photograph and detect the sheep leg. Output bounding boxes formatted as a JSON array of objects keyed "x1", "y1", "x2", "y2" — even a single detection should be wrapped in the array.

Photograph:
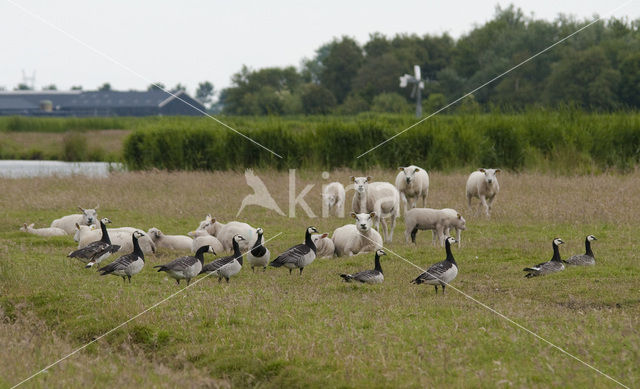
[
  {"x1": 400, "y1": 193, "x2": 409, "y2": 216},
  {"x1": 410, "y1": 227, "x2": 418, "y2": 244},
  {"x1": 387, "y1": 214, "x2": 396, "y2": 242},
  {"x1": 480, "y1": 195, "x2": 490, "y2": 217},
  {"x1": 487, "y1": 195, "x2": 495, "y2": 216},
  {"x1": 455, "y1": 228, "x2": 461, "y2": 248},
  {"x1": 380, "y1": 217, "x2": 390, "y2": 242}
]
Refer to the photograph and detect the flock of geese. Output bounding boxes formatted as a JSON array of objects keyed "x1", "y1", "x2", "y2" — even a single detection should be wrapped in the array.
[{"x1": 67, "y1": 218, "x2": 598, "y2": 294}]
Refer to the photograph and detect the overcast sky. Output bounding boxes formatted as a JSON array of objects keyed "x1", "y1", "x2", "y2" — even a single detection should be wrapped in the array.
[{"x1": 1, "y1": 0, "x2": 637, "y2": 94}]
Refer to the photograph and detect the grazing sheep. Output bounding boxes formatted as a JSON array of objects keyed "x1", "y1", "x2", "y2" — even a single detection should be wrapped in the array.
[
  {"x1": 332, "y1": 212, "x2": 383, "y2": 257},
  {"x1": 310, "y1": 233, "x2": 335, "y2": 258},
  {"x1": 351, "y1": 176, "x2": 400, "y2": 243},
  {"x1": 147, "y1": 227, "x2": 193, "y2": 251},
  {"x1": 322, "y1": 182, "x2": 346, "y2": 217},
  {"x1": 405, "y1": 208, "x2": 459, "y2": 246},
  {"x1": 438, "y1": 208, "x2": 467, "y2": 248},
  {"x1": 50, "y1": 206, "x2": 99, "y2": 235},
  {"x1": 466, "y1": 168, "x2": 500, "y2": 217},
  {"x1": 395, "y1": 165, "x2": 429, "y2": 214},
  {"x1": 188, "y1": 228, "x2": 224, "y2": 254},
  {"x1": 197, "y1": 214, "x2": 257, "y2": 252},
  {"x1": 76, "y1": 224, "x2": 155, "y2": 254},
  {"x1": 73, "y1": 225, "x2": 138, "y2": 243},
  {"x1": 20, "y1": 223, "x2": 66, "y2": 237}
]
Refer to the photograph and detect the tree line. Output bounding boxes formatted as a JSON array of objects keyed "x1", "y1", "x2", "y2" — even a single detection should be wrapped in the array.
[{"x1": 219, "y1": 5, "x2": 640, "y2": 115}]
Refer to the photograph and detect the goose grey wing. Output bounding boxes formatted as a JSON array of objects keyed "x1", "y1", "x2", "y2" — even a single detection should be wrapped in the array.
[
  {"x1": 69, "y1": 241, "x2": 108, "y2": 259},
  {"x1": 565, "y1": 254, "x2": 595, "y2": 266},
  {"x1": 201, "y1": 256, "x2": 235, "y2": 273},
  {"x1": 352, "y1": 269, "x2": 382, "y2": 283},
  {"x1": 159, "y1": 256, "x2": 197, "y2": 271},
  {"x1": 273, "y1": 244, "x2": 310, "y2": 265},
  {"x1": 99, "y1": 253, "x2": 137, "y2": 274},
  {"x1": 418, "y1": 261, "x2": 452, "y2": 282}
]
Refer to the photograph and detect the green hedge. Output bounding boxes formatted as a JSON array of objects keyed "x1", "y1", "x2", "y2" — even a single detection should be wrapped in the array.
[{"x1": 122, "y1": 111, "x2": 640, "y2": 172}]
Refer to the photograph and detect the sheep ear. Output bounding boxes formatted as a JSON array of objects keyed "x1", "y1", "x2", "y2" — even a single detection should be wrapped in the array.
[
  {"x1": 369, "y1": 212, "x2": 376, "y2": 218},
  {"x1": 23, "y1": 223, "x2": 27, "y2": 228},
  {"x1": 478, "y1": 168, "x2": 485, "y2": 173},
  {"x1": 321, "y1": 233, "x2": 328, "y2": 239},
  {"x1": 414, "y1": 167, "x2": 420, "y2": 172},
  {"x1": 495, "y1": 169, "x2": 501, "y2": 173},
  {"x1": 457, "y1": 213, "x2": 462, "y2": 219},
  {"x1": 75, "y1": 223, "x2": 80, "y2": 230},
  {"x1": 78, "y1": 206, "x2": 85, "y2": 212},
  {"x1": 350, "y1": 176, "x2": 355, "y2": 182},
  {"x1": 350, "y1": 212, "x2": 357, "y2": 219},
  {"x1": 95, "y1": 204, "x2": 99, "y2": 210},
  {"x1": 29, "y1": 223, "x2": 35, "y2": 228},
  {"x1": 366, "y1": 176, "x2": 372, "y2": 182},
  {"x1": 206, "y1": 214, "x2": 212, "y2": 222},
  {"x1": 398, "y1": 167, "x2": 405, "y2": 171}
]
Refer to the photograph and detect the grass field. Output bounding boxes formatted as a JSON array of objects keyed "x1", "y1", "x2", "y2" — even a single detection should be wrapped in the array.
[{"x1": 1, "y1": 169, "x2": 639, "y2": 388}]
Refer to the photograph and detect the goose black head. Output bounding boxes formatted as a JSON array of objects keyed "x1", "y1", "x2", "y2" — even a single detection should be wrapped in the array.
[
  {"x1": 553, "y1": 237, "x2": 564, "y2": 246},
  {"x1": 256, "y1": 227, "x2": 264, "y2": 235},
  {"x1": 445, "y1": 236, "x2": 458, "y2": 246},
  {"x1": 100, "y1": 217, "x2": 112, "y2": 225},
  {"x1": 587, "y1": 235, "x2": 597, "y2": 242},
  {"x1": 233, "y1": 234, "x2": 245, "y2": 243},
  {"x1": 375, "y1": 249, "x2": 386, "y2": 257},
  {"x1": 307, "y1": 226, "x2": 318, "y2": 235}
]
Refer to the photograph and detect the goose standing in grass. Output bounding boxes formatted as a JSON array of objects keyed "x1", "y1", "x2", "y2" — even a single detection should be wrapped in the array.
[
  {"x1": 411, "y1": 236, "x2": 458, "y2": 294},
  {"x1": 340, "y1": 249, "x2": 386, "y2": 284},
  {"x1": 246, "y1": 227, "x2": 269, "y2": 272},
  {"x1": 269, "y1": 226, "x2": 318, "y2": 275},
  {"x1": 200, "y1": 235, "x2": 245, "y2": 283},
  {"x1": 98, "y1": 231, "x2": 145, "y2": 283},
  {"x1": 524, "y1": 238, "x2": 565, "y2": 278},
  {"x1": 564, "y1": 235, "x2": 597, "y2": 266},
  {"x1": 154, "y1": 245, "x2": 215, "y2": 285},
  {"x1": 68, "y1": 217, "x2": 121, "y2": 268}
]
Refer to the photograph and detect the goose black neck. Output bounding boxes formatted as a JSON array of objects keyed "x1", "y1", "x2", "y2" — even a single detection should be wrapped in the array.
[
  {"x1": 252, "y1": 231, "x2": 263, "y2": 249},
  {"x1": 195, "y1": 245, "x2": 209, "y2": 263},
  {"x1": 232, "y1": 238, "x2": 243, "y2": 265},
  {"x1": 551, "y1": 241, "x2": 561, "y2": 262},
  {"x1": 374, "y1": 253, "x2": 383, "y2": 273},
  {"x1": 99, "y1": 221, "x2": 111, "y2": 244},
  {"x1": 305, "y1": 229, "x2": 317, "y2": 254},
  {"x1": 445, "y1": 239, "x2": 456, "y2": 263},
  {"x1": 585, "y1": 238, "x2": 593, "y2": 257},
  {"x1": 132, "y1": 234, "x2": 143, "y2": 259}
]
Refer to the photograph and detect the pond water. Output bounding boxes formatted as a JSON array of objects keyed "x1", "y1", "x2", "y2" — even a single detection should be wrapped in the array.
[{"x1": 0, "y1": 160, "x2": 125, "y2": 178}]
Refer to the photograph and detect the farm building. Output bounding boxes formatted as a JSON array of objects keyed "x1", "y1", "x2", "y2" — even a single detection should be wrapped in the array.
[{"x1": 0, "y1": 90, "x2": 205, "y2": 117}]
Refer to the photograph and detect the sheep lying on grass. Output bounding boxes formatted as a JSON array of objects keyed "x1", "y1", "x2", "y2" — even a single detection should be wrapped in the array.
[
  {"x1": 332, "y1": 212, "x2": 383, "y2": 257},
  {"x1": 322, "y1": 182, "x2": 345, "y2": 217},
  {"x1": 50, "y1": 206, "x2": 98, "y2": 234},
  {"x1": 76, "y1": 224, "x2": 155, "y2": 254},
  {"x1": 405, "y1": 208, "x2": 465, "y2": 246},
  {"x1": 147, "y1": 228, "x2": 193, "y2": 251},
  {"x1": 20, "y1": 223, "x2": 66, "y2": 237},
  {"x1": 310, "y1": 233, "x2": 335, "y2": 258},
  {"x1": 351, "y1": 176, "x2": 400, "y2": 243},
  {"x1": 395, "y1": 165, "x2": 429, "y2": 214},
  {"x1": 197, "y1": 214, "x2": 257, "y2": 252},
  {"x1": 466, "y1": 168, "x2": 500, "y2": 217},
  {"x1": 188, "y1": 227, "x2": 224, "y2": 254}
]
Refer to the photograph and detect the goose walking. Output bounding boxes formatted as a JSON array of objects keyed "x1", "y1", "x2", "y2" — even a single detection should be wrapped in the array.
[
  {"x1": 411, "y1": 236, "x2": 458, "y2": 294},
  {"x1": 98, "y1": 231, "x2": 145, "y2": 283},
  {"x1": 68, "y1": 217, "x2": 121, "y2": 268},
  {"x1": 200, "y1": 235, "x2": 245, "y2": 283},
  {"x1": 269, "y1": 226, "x2": 318, "y2": 275},
  {"x1": 524, "y1": 237, "x2": 565, "y2": 278},
  {"x1": 246, "y1": 227, "x2": 270, "y2": 272},
  {"x1": 155, "y1": 245, "x2": 215, "y2": 285},
  {"x1": 340, "y1": 249, "x2": 386, "y2": 284},
  {"x1": 564, "y1": 235, "x2": 597, "y2": 266}
]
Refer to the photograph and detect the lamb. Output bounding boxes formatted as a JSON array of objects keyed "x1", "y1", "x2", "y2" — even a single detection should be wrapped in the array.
[
  {"x1": 332, "y1": 212, "x2": 383, "y2": 257},
  {"x1": 197, "y1": 214, "x2": 258, "y2": 252},
  {"x1": 436, "y1": 208, "x2": 467, "y2": 248},
  {"x1": 322, "y1": 182, "x2": 346, "y2": 217},
  {"x1": 75, "y1": 224, "x2": 155, "y2": 254},
  {"x1": 20, "y1": 223, "x2": 66, "y2": 237},
  {"x1": 395, "y1": 165, "x2": 429, "y2": 215},
  {"x1": 50, "y1": 206, "x2": 99, "y2": 235},
  {"x1": 466, "y1": 168, "x2": 501, "y2": 217},
  {"x1": 147, "y1": 227, "x2": 193, "y2": 251},
  {"x1": 188, "y1": 228, "x2": 224, "y2": 254},
  {"x1": 310, "y1": 233, "x2": 335, "y2": 258},
  {"x1": 405, "y1": 208, "x2": 460, "y2": 246},
  {"x1": 351, "y1": 176, "x2": 400, "y2": 243}
]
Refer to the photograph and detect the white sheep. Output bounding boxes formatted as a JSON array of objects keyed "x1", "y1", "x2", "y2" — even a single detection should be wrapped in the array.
[
  {"x1": 147, "y1": 227, "x2": 193, "y2": 251},
  {"x1": 332, "y1": 212, "x2": 383, "y2": 257},
  {"x1": 436, "y1": 208, "x2": 467, "y2": 248},
  {"x1": 73, "y1": 225, "x2": 140, "y2": 243},
  {"x1": 75, "y1": 224, "x2": 156, "y2": 254},
  {"x1": 310, "y1": 233, "x2": 335, "y2": 258},
  {"x1": 395, "y1": 165, "x2": 429, "y2": 214},
  {"x1": 197, "y1": 214, "x2": 258, "y2": 252},
  {"x1": 351, "y1": 176, "x2": 400, "y2": 242},
  {"x1": 322, "y1": 182, "x2": 346, "y2": 217},
  {"x1": 188, "y1": 228, "x2": 224, "y2": 254},
  {"x1": 405, "y1": 208, "x2": 450, "y2": 246},
  {"x1": 466, "y1": 168, "x2": 501, "y2": 217},
  {"x1": 20, "y1": 223, "x2": 66, "y2": 237},
  {"x1": 50, "y1": 206, "x2": 99, "y2": 235}
]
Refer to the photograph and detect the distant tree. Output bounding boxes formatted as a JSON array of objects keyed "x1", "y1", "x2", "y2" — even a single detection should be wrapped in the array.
[
  {"x1": 619, "y1": 52, "x2": 640, "y2": 108},
  {"x1": 71, "y1": 85, "x2": 83, "y2": 90},
  {"x1": 364, "y1": 32, "x2": 391, "y2": 57},
  {"x1": 320, "y1": 36, "x2": 363, "y2": 103},
  {"x1": 336, "y1": 94, "x2": 370, "y2": 114},
  {"x1": 172, "y1": 83, "x2": 187, "y2": 93},
  {"x1": 301, "y1": 84, "x2": 337, "y2": 114},
  {"x1": 196, "y1": 81, "x2": 215, "y2": 106},
  {"x1": 422, "y1": 93, "x2": 447, "y2": 114},
  {"x1": 98, "y1": 83, "x2": 112, "y2": 91},
  {"x1": 301, "y1": 42, "x2": 334, "y2": 84},
  {"x1": 42, "y1": 84, "x2": 57, "y2": 91},
  {"x1": 14, "y1": 83, "x2": 32, "y2": 91},
  {"x1": 147, "y1": 82, "x2": 166, "y2": 91},
  {"x1": 352, "y1": 53, "x2": 405, "y2": 103},
  {"x1": 371, "y1": 92, "x2": 409, "y2": 113}
]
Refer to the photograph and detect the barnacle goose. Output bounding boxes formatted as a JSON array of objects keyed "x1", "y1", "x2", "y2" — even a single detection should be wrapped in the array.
[
  {"x1": 269, "y1": 226, "x2": 318, "y2": 275},
  {"x1": 564, "y1": 235, "x2": 597, "y2": 266},
  {"x1": 67, "y1": 217, "x2": 121, "y2": 268},
  {"x1": 98, "y1": 231, "x2": 145, "y2": 283},
  {"x1": 154, "y1": 245, "x2": 215, "y2": 285},
  {"x1": 200, "y1": 234, "x2": 245, "y2": 283},
  {"x1": 524, "y1": 237, "x2": 565, "y2": 278},
  {"x1": 340, "y1": 249, "x2": 386, "y2": 284},
  {"x1": 411, "y1": 236, "x2": 458, "y2": 294},
  {"x1": 246, "y1": 227, "x2": 270, "y2": 272}
]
